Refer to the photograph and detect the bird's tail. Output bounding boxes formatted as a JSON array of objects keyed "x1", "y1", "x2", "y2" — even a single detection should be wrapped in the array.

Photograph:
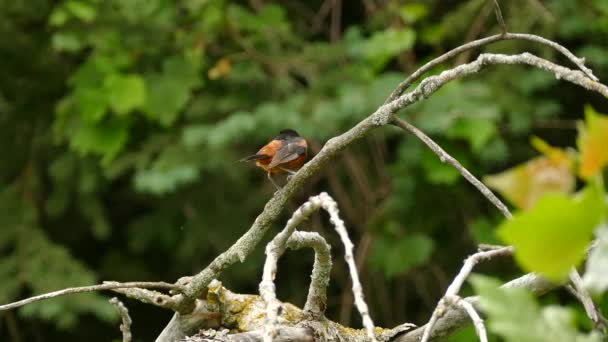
[{"x1": 238, "y1": 154, "x2": 268, "y2": 162}]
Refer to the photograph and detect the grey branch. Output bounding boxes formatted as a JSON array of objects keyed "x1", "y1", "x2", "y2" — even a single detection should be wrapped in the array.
[
  {"x1": 419, "y1": 247, "x2": 514, "y2": 342},
  {"x1": 493, "y1": 0, "x2": 506, "y2": 34},
  {"x1": 260, "y1": 194, "x2": 329, "y2": 341},
  {"x1": 384, "y1": 32, "x2": 598, "y2": 103},
  {"x1": 568, "y1": 269, "x2": 608, "y2": 334},
  {"x1": 260, "y1": 193, "x2": 375, "y2": 341},
  {"x1": 287, "y1": 231, "x2": 332, "y2": 317},
  {"x1": 109, "y1": 285, "x2": 185, "y2": 312},
  {"x1": 110, "y1": 297, "x2": 133, "y2": 342},
  {"x1": 456, "y1": 298, "x2": 488, "y2": 342},
  {"x1": 392, "y1": 117, "x2": 512, "y2": 219},
  {"x1": 395, "y1": 273, "x2": 554, "y2": 342},
  {"x1": 0, "y1": 281, "x2": 178, "y2": 311}
]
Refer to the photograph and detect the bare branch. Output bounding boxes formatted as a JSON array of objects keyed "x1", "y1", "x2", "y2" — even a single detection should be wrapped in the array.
[
  {"x1": 456, "y1": 297, "x2": 488, "y2": 342},
  {"x1": 420, "y1": 247, "x2": 513, "y2": 342},
  {"x1": 493, "y1": 0, "x2": 507, "y2": 34},
  {"x1": 260, "y1": 194, "x2": 328, "y2": 341},
  {"x1": 260, "y1": 193, "x2": 376, "y2": 341},
  {"x1": 109, "y1": 297, "x2": 133, "y2": 342},
  {"x1": 568, "y1": 269, "x2": 608, "y2": 334},
  {"x1": 0, "y1": 281, "x2": 179, "y2": 311},
  {"x1": 385, "y1": 32, "x2": 598, "y2": 103},
  {"x1": 110, "y1": 286, "x2": 185, "y2": 312},
  {"x1": 324, "y1": 193, "x2": 377, "y2": 342},
  {"x1": 287, "y1": 231, "x2": 332, "y2": 317},
  {"x1": 391, "y1": 117, "x2": 512, "y2": 218},
  {"x1": 395, "y1": 273, "x2": 554, "y2": 342}
]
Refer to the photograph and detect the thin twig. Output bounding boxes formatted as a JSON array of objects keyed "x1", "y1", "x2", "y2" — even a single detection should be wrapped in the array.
[
  {"x1": 455, "y1": 297, "x2": 488, "y2": 342},
  {"x1": 493, "y1": 0, "x2": 507, "y2": 34},
  {"x1": 391, "y1": 117, "x2": 512, "y2": 219},
  {"x1": 420, "y1": 247, "x2": 513, "y2": 342},
  {"x1": 568, "y1": 269, "x2": 608, "y2": 334},
  {"x1": 324, "y1": 193, "x2": 377, "y2": 341},
  {"x1": 0, "y1": 281, "x2": 179, "y2": 311},
  {"x1": 384, "y1": 32, "x2": 598, "y2": 103},
  {"x1": 110, "y1": 297, "x2": 133, "y2": 342}
]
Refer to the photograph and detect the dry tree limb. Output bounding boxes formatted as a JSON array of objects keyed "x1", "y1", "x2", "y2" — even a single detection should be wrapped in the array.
[
  {"x1": 286, "y1": 231, "x2": 332, "y2": 317},
  {"x1": 455, "y1": 298, "x2": 488, "y2": 342},
  {"x1": 260, "y1": 194, "x2": 328, "y2": 342},
  {"x1": 568, "y1": 269, "x2": 608, "y2": 334},
  {"x1": 384, "y1": 32, "x2": 598, "y2": 104},
  {"x1": 395, "y1": 273, "x2": 555, "y2": 342},
  {"x1": 260, "y1": 193, "x2": 376, "y2": 342},
  {"x1": 419, "y1": 247, "x2": 514, "y2": 342},
  {"x1": 493, "y1": 0, "x2": 506, "y2": 34},
  {"x1": 109, "y1": 286, "x2": 185, "y2": 312},
  {"x1": 0, "y1": 281, "x2": 178, "y2": 311},
  {"x1": 109, "y1": 297, "x2": 133, "y2": 342},
  {"x1": 391, "y1": 118, "x2": 512, "y2": 218}
]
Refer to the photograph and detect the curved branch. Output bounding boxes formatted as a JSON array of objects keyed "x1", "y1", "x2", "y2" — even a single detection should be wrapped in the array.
[
  {"x1": 260, "y1": 193, "x2": 376, "y2": 341},
  {"x1": 287, "y1": 231, "x2": 332, "y2": 318},
  {"x1": 0, "y1": 281, "x2": 179, "y2": 311},
  {"x1": 384, "y1": 32, "x2": 598, "y2": 103},
  {"x1": 395, "y1": 273, "x2": 555, "y2": 342}
]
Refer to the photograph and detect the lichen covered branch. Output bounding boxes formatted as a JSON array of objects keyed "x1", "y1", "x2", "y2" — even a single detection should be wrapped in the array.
[{"x1": 286, "y1": 231, "x2": 332, "y2": 317}]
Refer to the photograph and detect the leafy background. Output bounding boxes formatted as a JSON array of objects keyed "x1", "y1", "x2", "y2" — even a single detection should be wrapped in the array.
[{"x1": 1, "y1": 0, "x2": 607, "y2": 341}]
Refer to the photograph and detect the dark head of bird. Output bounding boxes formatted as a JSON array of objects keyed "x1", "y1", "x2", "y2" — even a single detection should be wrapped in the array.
[{"x1": 276, "y1": 129, "x2": 300, "y2": 140}]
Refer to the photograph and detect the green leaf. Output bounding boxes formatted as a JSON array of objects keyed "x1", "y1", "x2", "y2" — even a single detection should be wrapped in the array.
[
  {"x1": 470, "y1": 275, "x2": 602, "y2": 342},
  {"x1": 134, "y1": 164, "x2": 198, "y2": 195},
  {"x1": 347, "y1": 28, "x2": 416, "y2": 70},
  {"x1": 143, "y1": 56, "x2": 201, "y2": 126},
  {"x1": 49, "y1": 8, "x2": 69, "y2": 27},
  {"x1": 469, "y1": 218, "x2": 501, "y2": 245},
  {"x1": 73, "y1": 86, "x2": 108, "y2": 122},
  {"x1": 447, "y1": 117, "x2": 497, "y2": 152},
  {"x1": 51, "y1": 32, "x2": 83, "y2": 53},
  {"x1": 399, "y1": 3, "x2": 428, "y2": 23},
  {"x1": 65, "y1": 0, "x2": 97, "y2": 23},
  {"x1": 70, "y1": 118, "x2": 130, "y2": 164},
  {"x1": 497, "y1": 185, "x2": 605, "y2": 280},
  {"x1": 369, "y1": 233, "x2": 434, "y2": 278},
  {"x1": 583, "y1": 225, "x2": 608, "y2": 294},
  {"x1": 103, "y1": 74, "x2": 146, "y2": 115}
]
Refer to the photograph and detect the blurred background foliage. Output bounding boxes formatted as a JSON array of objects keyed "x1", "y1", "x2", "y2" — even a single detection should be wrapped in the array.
[{"x1": 1, "y1": 0, "x2": 608, "y2": 340}]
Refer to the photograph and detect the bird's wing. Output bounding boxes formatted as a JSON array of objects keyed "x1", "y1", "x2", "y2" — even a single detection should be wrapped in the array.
[
  {"x1": 238, "y1": 154, "x2": 270, "y2": 162},
  {"x1": 238, "y1": 139, "x2": 281, "y2": 162},
  {"x1": 268, "y1": 142, "x2": 306, "y2": 169}
]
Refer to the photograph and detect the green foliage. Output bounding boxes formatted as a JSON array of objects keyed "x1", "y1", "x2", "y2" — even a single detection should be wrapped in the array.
[
  {"x1": 471, "y1": 275, "x2": 602, "y2": 342},
  {"x1": 497, "y1": 184, "x2": 604, "y2": 281},
  {"x1": 0, "y1": 187, "x2": 116, "y2": 329},
  {"x1": 369, "y1": 231, "x2": 434, "y2": 278}
]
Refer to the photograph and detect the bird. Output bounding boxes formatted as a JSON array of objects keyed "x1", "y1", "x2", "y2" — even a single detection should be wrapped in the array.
[{"x1": 239, "y1": 129, "x2": 308, "y2": 189}]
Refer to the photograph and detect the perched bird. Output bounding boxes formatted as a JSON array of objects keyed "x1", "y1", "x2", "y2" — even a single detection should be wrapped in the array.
[{"x1": 239, "y1": 129, "x2": 308, "y2": 189}]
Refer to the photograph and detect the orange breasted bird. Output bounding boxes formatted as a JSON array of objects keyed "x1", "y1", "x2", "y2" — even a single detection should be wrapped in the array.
[{"x1": 239, "y1": 129, "x2": 308, "y2": 189}]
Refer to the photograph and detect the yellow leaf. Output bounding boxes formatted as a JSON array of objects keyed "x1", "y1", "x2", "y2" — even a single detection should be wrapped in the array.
[
  {"x1": 578, "y1": 105, "x2": 608, "y2": 179},
  {"x1": 208, "y1": 58, "x2": 231, "y2": 80},
  {"x1": 484, "y1": 140, "x2": 575, "y2": 210}
]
